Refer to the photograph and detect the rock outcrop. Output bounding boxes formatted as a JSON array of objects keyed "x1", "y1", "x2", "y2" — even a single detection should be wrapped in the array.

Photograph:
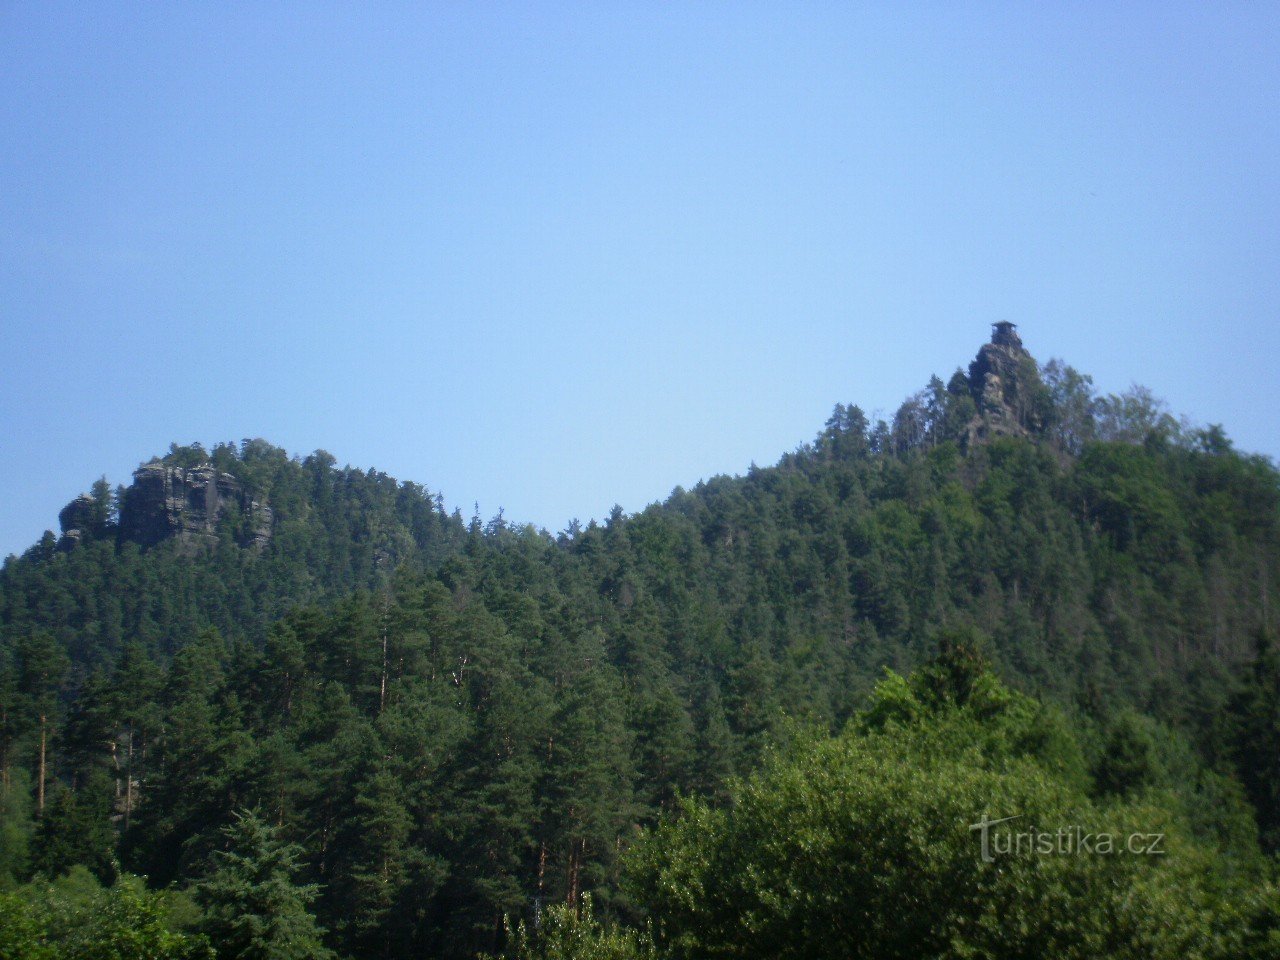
[
  {"x1": 965, "y1": 321, "x2": 1046, "y2": 447},
  {"x1": 118, "y1": 463, "x2": 273, "y2": 549},
  {"x1": 56, "y1": 494, "x2": 100, "y2": 551}
]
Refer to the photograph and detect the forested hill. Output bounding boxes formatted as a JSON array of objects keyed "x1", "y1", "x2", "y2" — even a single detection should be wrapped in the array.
[
  {"x1": 1, "y1": 440, "x2": 468, "y2": 663},
  {"x1": 5, "y1": 323, "x2": 1276, "y2": 701},
  {"x1": 3, "y1": 325, "x2": 1280, "y2": 958}
]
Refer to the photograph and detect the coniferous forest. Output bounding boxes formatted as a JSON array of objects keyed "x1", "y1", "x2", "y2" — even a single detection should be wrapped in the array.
[{"x1": 3, "y1": 327, "x2": 1280, "y2": 958}]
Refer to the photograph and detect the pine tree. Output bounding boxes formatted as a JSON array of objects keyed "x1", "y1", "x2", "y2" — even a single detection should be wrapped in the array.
[
  {"x1": 11, "y1": 632, "x2": 68, "y2": 814},
  {"x1": 1227, "y1": 629, "x2": 1280, "y2": 852},
  {"x1": 196, "y1": 809, "x2": 333, "y2": 960},
  {"x1": 126, "y1": 628, "x2": 251, "y2": 883},
  {"x1": 344, "y1": 764, "x2": 414, "y2": 958},
  {"x1": 109, "y1": 641, "x2": 164, "y2": 832},
  {"x1": 28, "y1": 780, "x2": 115, "y2": 881}
]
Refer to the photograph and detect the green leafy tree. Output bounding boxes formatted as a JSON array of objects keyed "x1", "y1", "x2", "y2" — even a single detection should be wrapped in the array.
[
  {"x1": 486, "y1": 896, "x2": 655, "y2": 960},
  {"x1": 628, "y1": 659, "x2": 1244, "y2": 960},
  {"x1": 0, "y1": 868, "x2": 210, "y2": 960}
]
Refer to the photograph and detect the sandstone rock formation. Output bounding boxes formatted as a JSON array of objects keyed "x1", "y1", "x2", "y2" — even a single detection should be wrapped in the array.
[
  {"x1": 964, "y1": 321, "x2": 1047, "y2": 447},
  {"x1": 118, "y1": 463, "x2": 273, "y2": 549},
  {"x1": 56, "y1": 494, "x2": 100, "y2": 551}
]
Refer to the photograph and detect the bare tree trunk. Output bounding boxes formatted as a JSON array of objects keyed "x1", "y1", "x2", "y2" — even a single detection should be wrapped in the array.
[
  {"x1": 567, "y1": 839, "x2": 582, "y2": 910},
  {"x1": 319, "y1": 823, "x2": 329, "y2": 873},
  {"x1": 537, "y1": 841, "x2": 547, "y2": 896},
  {"x1": 1261, "y1": 556, "x2": 1271, "y2": 633},
  {"x1": 379, "y1": 590, "x2": 391, "y2": 713},
  {"x1": 124, "y1": 725, "x2": 134, "y2": 830},
  {"x1": 1, "y1": 700, "x2": 9, "y2": 794},
  {"x1": 37, "y1": 714, "x2": 47, "y2": 813},
  {"x1": 379, "y1": 625, "x2": 389, "y2": 714}
]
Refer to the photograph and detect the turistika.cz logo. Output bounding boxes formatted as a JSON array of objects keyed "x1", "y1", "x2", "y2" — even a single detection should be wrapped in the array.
[{"x1": 968, "y1": 814, "x2": 1166, "y2": 863}]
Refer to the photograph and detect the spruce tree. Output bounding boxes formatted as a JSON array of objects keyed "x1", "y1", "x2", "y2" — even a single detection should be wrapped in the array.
[{"x1": 196, "y1": 809, "x2": 333, "y2": 960}]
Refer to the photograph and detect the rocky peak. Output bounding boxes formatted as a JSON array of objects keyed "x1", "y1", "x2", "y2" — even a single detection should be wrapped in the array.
[
  {"x1": 117, "y1": 462, "x2": 273, "y2": 550},
  {"x1": 965, "y1": 322, "x2": 1046, "y2": 446}
]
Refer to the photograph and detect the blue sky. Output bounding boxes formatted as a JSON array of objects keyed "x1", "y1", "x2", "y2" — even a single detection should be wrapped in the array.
[{"x1": 2, "y1": 3, "x2": 1278, "y2": 557}]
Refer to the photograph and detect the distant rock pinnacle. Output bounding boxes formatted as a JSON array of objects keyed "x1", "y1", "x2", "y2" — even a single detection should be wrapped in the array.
[{"x1": 965, "y1": 321, "x2": 1046, "y2": 446}]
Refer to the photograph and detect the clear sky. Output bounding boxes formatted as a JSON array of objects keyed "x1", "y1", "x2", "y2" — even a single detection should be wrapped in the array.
[{"x1": 2, "y1": 3, "x2": 1278, "y2": 558}]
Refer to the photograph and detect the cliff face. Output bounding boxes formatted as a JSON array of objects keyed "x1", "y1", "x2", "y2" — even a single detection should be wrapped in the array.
[
  {"x1": 116, "y1": 464, "x2": 273, "y2": 549},
  {"x1": 965, "y1": 322, "x2": 1046, "y2": 446}
]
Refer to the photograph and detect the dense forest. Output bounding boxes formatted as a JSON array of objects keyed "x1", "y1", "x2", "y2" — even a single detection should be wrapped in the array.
[{"x1": 2, "y1": 326, "x2": 1279, "y2": 958}]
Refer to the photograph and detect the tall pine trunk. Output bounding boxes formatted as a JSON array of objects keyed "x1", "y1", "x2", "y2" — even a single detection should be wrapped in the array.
[
  {"x1": 37, "y1": 713, "x2": 47, "y2": 813},
  {"x1": 1, "y1": 702, "x2": 9, "y2": 793},
  {"x1": 124, "y1": 724, "x2": 134, "y2": 830}
]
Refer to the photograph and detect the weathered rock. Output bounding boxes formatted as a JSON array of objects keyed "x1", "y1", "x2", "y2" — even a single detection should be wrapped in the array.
[
  {"x1": 58, "y1": 493, "x2": 99, "y2": 536},
  {"x1": 55, "y1": 527, "x2": 84, "y2": 553},
  {"x1": 56, "y1": 494, "x2": 99, "y2": 550},
  {"x1": 119, "y1": 463, "x2": 273, "y2": 549},
  {"x1": 965, "y1": 321, "x2": 1046, "y2": 446}
]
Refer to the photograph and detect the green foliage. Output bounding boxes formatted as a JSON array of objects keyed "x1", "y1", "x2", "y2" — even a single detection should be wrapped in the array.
[
  {"x1": 1094, "y1": 710, "x2": 1161, "y2": 797},
  {"x1": 0, "y1": 771, "x2": 33, "y2": 886},
  {"x1": 627, "y1": 662, "x2": 1261, "y2": 960},
  {"x1": 0, "y1": 890, "x2": 47, "y2": 960},
  {"x1": 29, "y1": 780, "x2": 115, "y2": 882},
  {"x1": 486, "y1": 897, "x2": 656, "y2": 960},
  {"x1": 0, "y1": 868, "x2": 210, "y2": 960},
  {"x1": 1226, "y1": 630, "x2": 1280, "y2": 853},
  {"x1": 911, "y1": 625, "x2": 990, "y2": 708},
  {"x1": 195, "y1": 809, "x2": 333, "y2": 960}
]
